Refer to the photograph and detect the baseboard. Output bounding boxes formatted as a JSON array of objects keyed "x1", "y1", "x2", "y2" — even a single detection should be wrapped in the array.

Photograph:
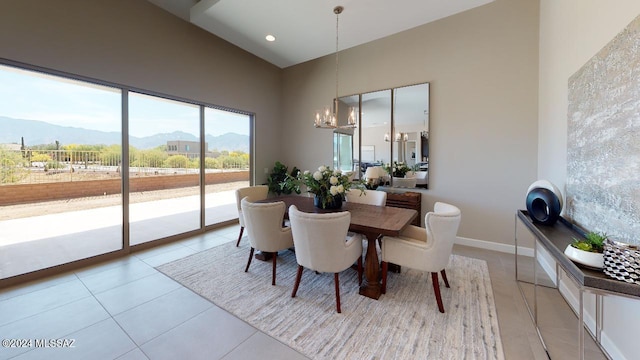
[{"x1": 455, "y1": 236, "x2": 534, "y2": 257}]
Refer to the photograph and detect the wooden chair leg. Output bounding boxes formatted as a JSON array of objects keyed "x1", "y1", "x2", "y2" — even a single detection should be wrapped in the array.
[
  {"x1": 236, "y1": 226, "x2": 244, "y2": 247},
  {"x1": 291, "y1": 265, "x2": 303, "y2": 297},
  {"x1": 334, "y1": 273, "x2": 341, "y2": 313},
  {"x1": 432, "y1": 272, "x2": 445, "y2": 313},
  {"x1": 381, "y1": 261, "x2": 388, "y2": 294},
  {"x1": 440, "y1": 269, "x2": 450, "y2": 288},
  {"x1": 272, "y1": 252, "x2": 277, "y2": 286},
  {"x1": 245, "y1": 247, "x2": 254, "y2": 272},
  {"x1": 357, "y1": 257, "x2": 363, "y2": 285}
]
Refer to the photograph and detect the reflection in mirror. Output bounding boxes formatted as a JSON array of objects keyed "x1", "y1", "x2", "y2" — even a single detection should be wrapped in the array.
[
  {"x1": 335, "y1": 82, "x2": 429, "y2": 189},
  {"x1": 360, "y1": 89, "x2": 391, "y2": 177},
  {"x1": 393, "y1": 83, "x2": 430, "y2": 188},
  {"x1": 334, "y1": 95, "x2": 359, "y2": 174}
]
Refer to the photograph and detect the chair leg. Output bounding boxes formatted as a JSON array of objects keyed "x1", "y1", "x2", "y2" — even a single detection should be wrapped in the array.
[
  {"x1": 291, "y1": 265, "x2": 303, "y2": 298},
  {"x1": 381, "y1": 261, "x2": 388, "y2": 294},
  {"x1": 245, "y1": 247, "x2": 254, "y2": 272},
  {"x1": 440, "y1": 269, "x2": 450, "y2": 288},
  {"x1": 357, "y1": 257, "x2": 363, "y2": 286},
  {"x1": 272, "y1": 252, "x2": 277, "y2": 286},
  {"x1": 431, "y1": 272, "x2": 445, "y2": 313},
  {"x1": 236, "y1": 226, "x2": 244, "y2": 247},
  {"x1": 334, "y1": 273, "x2": 341, "y2": 313}
]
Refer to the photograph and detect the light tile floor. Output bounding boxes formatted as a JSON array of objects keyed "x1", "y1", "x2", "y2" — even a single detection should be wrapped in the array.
[{"x1": 0, "y1": 225, "x2": 605, "y2": 360}]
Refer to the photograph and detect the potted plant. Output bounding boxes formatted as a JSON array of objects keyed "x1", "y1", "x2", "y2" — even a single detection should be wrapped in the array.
[
  {"x1": 298, "y1": 165, "x2": 364, "y2": 209},
  {"x1": 267, "y1": 161, "x2": 301, "y2": 195},
  {"x1": 564, "y1": 231, "x2": 607, "y2": 269},
  {"x1": 383, "y1": 161, "x2": 412, "y2": 178}
]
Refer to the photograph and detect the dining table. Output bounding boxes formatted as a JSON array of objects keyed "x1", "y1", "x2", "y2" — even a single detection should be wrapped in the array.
[{"x1": 265, "y1": 195, "x2": 418, "y2": 300}]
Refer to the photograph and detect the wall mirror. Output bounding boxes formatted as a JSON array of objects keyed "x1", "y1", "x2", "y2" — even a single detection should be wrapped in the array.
[{"x1": 335, "y1": 82, "x2": 429, "y2": 188}]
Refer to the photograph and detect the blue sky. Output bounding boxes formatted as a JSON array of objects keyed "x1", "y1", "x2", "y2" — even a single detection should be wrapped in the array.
[{"x1": 0, "y1": 65, "x2": 249, "y2": 138}]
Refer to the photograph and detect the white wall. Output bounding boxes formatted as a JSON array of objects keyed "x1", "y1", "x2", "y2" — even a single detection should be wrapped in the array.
[
  {"x1": 282, "y1": 0, "x2": 539, "y2": 246},
  {"x1": 538, "y1": 2, "x2": 640, "y2": 359}
]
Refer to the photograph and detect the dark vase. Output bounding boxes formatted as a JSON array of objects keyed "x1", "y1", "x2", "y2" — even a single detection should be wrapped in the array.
[{"x1": 314, "y1": 194, "x2": 343, "y2": 209}]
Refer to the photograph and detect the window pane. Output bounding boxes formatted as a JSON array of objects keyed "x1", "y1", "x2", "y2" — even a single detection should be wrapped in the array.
[
  {"x1": 128, "y1": 93, "x2": 200, "y2": 245},
  {"x1": 204, "y1": 108, "x2": 250, "y2": 227},
  {"x1": 0, "y1": 64, "x2": 122, "y2": 278}
]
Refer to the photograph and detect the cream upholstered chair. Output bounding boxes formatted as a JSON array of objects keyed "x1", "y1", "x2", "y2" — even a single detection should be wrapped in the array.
[
  {"x1": 345, "y1": 189, "x2": 387, "y2": 244},
  {"x1": 241, "y1": 198, "x2": 293, "y2": 286},
  {"x1": 234, "y1": 185, "x2": 269, "y2": 247},
  {"x1": 288, "y1": 205, "x2": 363, "y2": 313},
  {"x1": 381, "y1": 202, "x2": 461, "y2": 313},
  {"x1": 345, "y1": 189, "x2": 387, "y2": 206}
]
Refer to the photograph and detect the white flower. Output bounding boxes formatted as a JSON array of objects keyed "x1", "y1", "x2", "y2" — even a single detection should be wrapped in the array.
[
  {"x1": 313, "y1": 171, "x2": 323, "y2": 180},
  {"x1": 318, "y1": 165, "x2": 326, "y2": 172},
  {"x1": 303, "y1": 170, "x2": 310, "y2": 175},
  {"x1": 330, "y1": 176, "x2": 338, "y2": 185},
  {"x1": 330, "y1": 185, "x2": 339, "y2": 196},
  {"x1": 334, "y1": 169, "x2": 342, "y2": 176},
  {"x1": 337, "y1": 184, "x2": 344, "y2": 193}
]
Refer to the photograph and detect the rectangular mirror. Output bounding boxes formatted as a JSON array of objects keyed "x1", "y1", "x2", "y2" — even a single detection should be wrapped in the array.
[
  {"x1": 393, "y1": 83, "x2": 430, "y2": 188},
  {"x1": 337, "y1": 82, "x2": 429, "y2": 188},
  {"x1": 360, "y1": 89, "x2": 391, "y2": 176}
]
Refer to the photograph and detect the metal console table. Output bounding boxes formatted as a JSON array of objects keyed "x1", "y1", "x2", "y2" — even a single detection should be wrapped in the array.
[{"x1": 515, "y1": 210, "x2": 640, "y2": 360}]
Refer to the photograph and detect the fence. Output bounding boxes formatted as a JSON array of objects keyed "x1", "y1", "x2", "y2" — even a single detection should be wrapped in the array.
[{"x1": 0, "y1": 149, "x2": 249, "y2": 185}]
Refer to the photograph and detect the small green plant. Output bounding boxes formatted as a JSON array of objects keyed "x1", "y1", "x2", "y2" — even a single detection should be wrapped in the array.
[{"x1": 571, "y1": 231, "x2": 607, "y2": 253}]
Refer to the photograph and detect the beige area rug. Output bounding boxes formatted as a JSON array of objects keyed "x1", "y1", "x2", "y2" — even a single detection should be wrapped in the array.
[{"x1": 157, "y1": 242, "x2": 504, "y2": 360}]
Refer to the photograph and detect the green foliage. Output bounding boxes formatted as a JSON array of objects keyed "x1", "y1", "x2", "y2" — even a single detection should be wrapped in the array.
[
  {"x1": 165, "y1": 155, "x2": 189, "y2": 168},
  {"x1": 571, "y1": 231, "x2": 607, "y2": 253},
  {"x1": 31, "y1": 152, "x2": 52, "y2": 163},
  {"x1": 0, "y1": 147, "x2": 28, "y2": 184},
  {"x1": 267, "y1": 161, "x2": 300, "y2": 195},
  {"x1": 99, "y1": 145, "x2": 122, "y2": 166},
  {"x1": 131, "y1": 149, "x2": 167, "y2": 168},
  {"x1": 205, "y1": 157, "x2": 219, "y2": 169},
  {"x1": 45, "y1": 161, "x2": 63, "y2": 170}
]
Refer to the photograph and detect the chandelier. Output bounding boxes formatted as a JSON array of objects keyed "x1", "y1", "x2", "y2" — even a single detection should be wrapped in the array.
[
  {"x1": 384, "y1": 132, "x2": 409, "y2": 142},
  {"x1": 314, "y1": 6, "x2": 356, "y2": 129}
]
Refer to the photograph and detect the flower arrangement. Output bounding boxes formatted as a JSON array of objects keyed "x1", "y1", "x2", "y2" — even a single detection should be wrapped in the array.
[
  {"x1": 383, "y1": 161, "x2": 412, "y2": 178},
  {"x1": 298, "y1": 165, "x2": 363, "y2": 209}
]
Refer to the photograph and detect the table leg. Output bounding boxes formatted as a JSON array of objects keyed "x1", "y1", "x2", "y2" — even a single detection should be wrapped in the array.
[{"x1": 359, "y1": 231, "x2": 382, "y2": 299}]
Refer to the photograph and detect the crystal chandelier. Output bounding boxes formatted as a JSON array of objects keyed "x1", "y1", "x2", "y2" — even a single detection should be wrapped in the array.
[{"x1": 314, "y1": 6, "x2": 356, "y2": 129}]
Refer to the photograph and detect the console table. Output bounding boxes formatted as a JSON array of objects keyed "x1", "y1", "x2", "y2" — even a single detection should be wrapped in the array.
[{"x1": 516, "y1": 210, "x2": 640, "y2": 360}]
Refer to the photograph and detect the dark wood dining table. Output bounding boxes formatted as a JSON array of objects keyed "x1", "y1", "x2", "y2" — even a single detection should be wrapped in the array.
[{"x1": 267, "y1": 195, "x2": 418, "y2": 300}]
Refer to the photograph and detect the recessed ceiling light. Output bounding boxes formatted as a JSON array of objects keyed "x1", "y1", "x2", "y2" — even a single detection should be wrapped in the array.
[{"x1": 265, "y1": 35, "x2": 276, "y2": 42}]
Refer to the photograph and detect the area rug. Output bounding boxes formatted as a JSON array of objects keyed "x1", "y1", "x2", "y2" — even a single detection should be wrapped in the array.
[{"x1": 157, "y1": 242, "x2": 504, "y2": 360}]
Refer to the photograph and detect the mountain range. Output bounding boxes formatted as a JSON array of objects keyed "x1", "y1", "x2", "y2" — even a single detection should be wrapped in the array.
[{"x1": 0, "y1": 116, "x2": 249, "y2": 152}]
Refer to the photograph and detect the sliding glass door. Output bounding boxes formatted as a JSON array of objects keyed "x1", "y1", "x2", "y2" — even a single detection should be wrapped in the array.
[
  {"x1": 0, "y1": 64, "x2": 122, "y2": 278},
  {"x1": 0, "y1": 61, "x2": 254, "y2": 280},
  {"x1": 128, "y1": 93, "x2": 201, "y2": 245},
  {"x1": 203, "y1": 108, "x2": 250, "y2": 227}
]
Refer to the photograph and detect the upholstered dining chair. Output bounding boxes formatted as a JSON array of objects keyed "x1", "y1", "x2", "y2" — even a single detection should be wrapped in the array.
[
  {"x1": 345, "y1": 189, "x2": 387, "y2": 245},
  {"x1": 241, "y1": 197, "x2": 293, "y2": 286},
  {"x1": 381, "y1": 202, "x2": 461, "y2": 313},
  {"x1": 234, "y1": 185, "x2": 269, "y2": 247},
  {"x1": 288, "y1": 205, "x2": 363, "y2": 313}
]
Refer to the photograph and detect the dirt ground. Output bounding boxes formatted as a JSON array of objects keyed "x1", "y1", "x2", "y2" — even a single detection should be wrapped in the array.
[{"x1": 0, "y1": 181, "x2": 249, "y2": 221}]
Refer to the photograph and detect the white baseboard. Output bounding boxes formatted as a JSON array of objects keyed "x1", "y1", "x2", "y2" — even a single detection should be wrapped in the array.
[{"x1": 455, "y1": 236, "x2": 534, "y2": 257}]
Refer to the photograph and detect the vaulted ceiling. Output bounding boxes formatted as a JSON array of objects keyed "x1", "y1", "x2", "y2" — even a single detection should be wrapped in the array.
[{"x1": 148, "y1": 0, "x2": 494, "y2": 68}]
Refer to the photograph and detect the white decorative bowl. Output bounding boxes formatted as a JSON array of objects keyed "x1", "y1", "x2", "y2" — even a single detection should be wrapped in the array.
[{"x1": 564, "y1": 245, "x2": 604, "y2": 269}]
